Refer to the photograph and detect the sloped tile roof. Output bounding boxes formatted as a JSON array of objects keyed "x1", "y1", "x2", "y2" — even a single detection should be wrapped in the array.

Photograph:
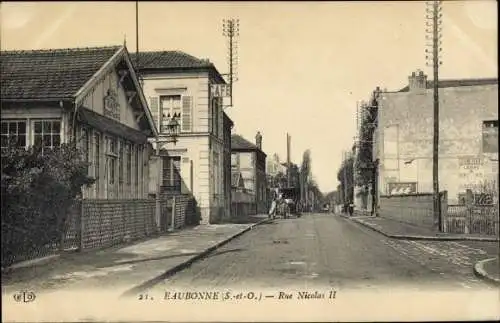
[
  {"x1": 78, "y1": 107, "x2": 148, "y2": 144},
  {"x1": 130, "y1": 51, "x2": 212, "y2": 70},
  {"x1": 130, "y1": 50, "x2": 226, "y2": 84},
  {"x1": 231, "y1": 134, "x2": 259, "y2": 151},
  {"x1": 398, "y1": 78, "x2": 498, "y2": 92},
  {"x1": 1, "y1": 46, "x2": 122, "y2": 100}
]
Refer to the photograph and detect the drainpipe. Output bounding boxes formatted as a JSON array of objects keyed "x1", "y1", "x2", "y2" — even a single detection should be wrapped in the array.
[
  {"x1": 71, "y1": 99, "x2": 81, "y2": 144},
  {"x1": 155, "y1": 135, "x2": 161, "y2": 233}
]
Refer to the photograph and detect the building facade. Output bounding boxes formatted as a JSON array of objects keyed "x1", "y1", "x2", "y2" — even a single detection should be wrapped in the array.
[
  {"x1": 266, "y1": 153, "x2": 287, "y2": 177},
  {"x1": 133, "y1": 51, "x2": 229, "y2": 224},
  {"x1": 373, "y1": 70, "x2": 498, "y2": 205},
  {"x1": 231, "y1": 133, "x2": 268, "y2": 214},
  {"x1": 222, "y1": 112, "x2": 234, "y2": 221},
  {"x1": 1, "y1": 46, "x2": 157, "y2": 200}
]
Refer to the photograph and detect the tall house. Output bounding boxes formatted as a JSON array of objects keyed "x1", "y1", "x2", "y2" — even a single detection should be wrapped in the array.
[
  {"x1": 266, "y1": 153, "x2": 287, "y2": 177},
  {"x1": 231, "y1": 133, "x2": 268, "y2": 214},
  {"x1": 373, "y1": 70, "x2": 498, "y2": 204},
  {"x1": 132, "y1": 51, "x2": 228, "y2": 224}
]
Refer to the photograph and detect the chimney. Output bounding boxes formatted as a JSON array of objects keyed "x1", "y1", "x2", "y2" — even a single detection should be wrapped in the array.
[
  {"x1": 255, "y1": 131, "x2": 262, "y2": 150},
  {"x1": 408, "y1": 69, "x2": 428, "y2": 92}
]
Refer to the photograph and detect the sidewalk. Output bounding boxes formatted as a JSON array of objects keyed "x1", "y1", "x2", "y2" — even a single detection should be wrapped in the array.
[
  {"x1": 338, "y1": 213, "x2": 499, "y2": 242},
  {"x1": 474, "y1": 257, "x2": 500, "y2": 286},
  {"x1": 1, "y1": 214, "x2": 271, "y2": 297}
]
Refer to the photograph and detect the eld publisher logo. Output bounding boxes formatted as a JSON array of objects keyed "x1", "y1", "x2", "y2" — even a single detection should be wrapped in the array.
[{"x1": 13, "y1": 291, "x2": 36, "y2": 303}]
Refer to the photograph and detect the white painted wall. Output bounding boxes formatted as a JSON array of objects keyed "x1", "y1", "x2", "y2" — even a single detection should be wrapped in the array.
[{"x1": 141, "y1": 71, "x2": 226, "y2": 223}]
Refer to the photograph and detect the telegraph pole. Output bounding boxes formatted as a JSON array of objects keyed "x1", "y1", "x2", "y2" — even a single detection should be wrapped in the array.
[
  {"x1": 287, "y1": 133, "x2": 291, "y2": 187},
  {"x1": 426, "y1": 0, "x2": 443, "y2": 231},
  {"x1": 342, "y1": 151, "x2": 348, "y2": 206},
  {"x1": 222, "y1": 19, "x2": 239, "y2": 108},
  {"x1": 135, "y1": 1, "x2": 139, "y2": 69}
]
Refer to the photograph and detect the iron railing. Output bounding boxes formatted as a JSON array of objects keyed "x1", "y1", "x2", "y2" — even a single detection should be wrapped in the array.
[{"x1": 444, "y1": 204, "x2": 499, "y2": 236}]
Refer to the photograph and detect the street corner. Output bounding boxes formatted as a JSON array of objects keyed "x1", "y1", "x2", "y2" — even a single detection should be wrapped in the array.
[{"x1": 474, "y1": 257, "x2": 500, "y2": 286}]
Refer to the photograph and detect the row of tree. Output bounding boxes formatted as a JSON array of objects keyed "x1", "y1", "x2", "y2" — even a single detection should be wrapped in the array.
[{"x1": 335, "y1": 88, "x2": 381, "y2": 207}]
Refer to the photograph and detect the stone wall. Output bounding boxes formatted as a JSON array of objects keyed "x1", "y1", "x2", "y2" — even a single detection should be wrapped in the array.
[
  {"x1": 231, "y1": 190, "x2": 257, "y2": 219},
  {"x1": 375, "y1": 82, "x2": 498, "y2": 204},
  {"x1": 378, "y1": 192, "x2": 447, "y2": 231}
]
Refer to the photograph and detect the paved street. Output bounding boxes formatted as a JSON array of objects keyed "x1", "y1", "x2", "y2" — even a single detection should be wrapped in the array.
[{"x1": 148, "y1": 213, "x2": 498, "y2": 292}]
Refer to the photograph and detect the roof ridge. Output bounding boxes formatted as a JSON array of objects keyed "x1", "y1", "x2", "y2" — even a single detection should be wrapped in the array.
[
  {"x1": 428, "y1": 77, "x2": 498, "y2": 82},
  {"x1": 1, "y1": 45, "x2": 122, "y2": 54},
  {"x1": 232, "y1": 134, "x2": 258, "y2": 145},
  {"x1": 134, "y1": 49, "x2": 200, "y2": 57},
  {"x1": 132, "y1": 50, "x2": 208, "y2": 63},
  {"x1": 174, "y1": 50, "x2": 206, "y2": 62}
]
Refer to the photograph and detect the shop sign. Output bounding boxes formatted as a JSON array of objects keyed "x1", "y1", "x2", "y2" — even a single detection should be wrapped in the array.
[
  {"x1": 387, "y1": 182, "x2": 417, "y2": 195},
  {"x1": 210, "y1": 84, "x2": 231, "y2": 98}
]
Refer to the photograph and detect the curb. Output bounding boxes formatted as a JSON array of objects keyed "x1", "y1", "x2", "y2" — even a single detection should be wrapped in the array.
[
  {"x1": 4, "y1": 254, "x2": 61, "y2": 272},
  {"x1": 473, "y1": 258, "x2": 500, "y2": 286},
  {"x1": 343, "y1": 216, "x2": 499, "y2": 242},
  {"x1": 121, "y1": 218, "x2": 272, "y2": 297}
]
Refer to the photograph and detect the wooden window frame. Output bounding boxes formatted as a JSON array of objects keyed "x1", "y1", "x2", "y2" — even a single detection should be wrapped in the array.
[
  {"x1": 32, "y1": 119, "x2": 61, "y2": 154},
  {"x1": 1, "y1": 119, "x2": 27, "y2": 150},
  {"x1": 159, "y1": 95, "x2": 182, "y2": 133}
]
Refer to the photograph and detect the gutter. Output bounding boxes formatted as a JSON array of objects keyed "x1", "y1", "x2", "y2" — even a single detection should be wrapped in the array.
[
  {"x1": 1, "y1": 98, "x2": 72, "y2": 102},
  {"x1": 71, "y1": 99, "x2": 79, "y2": 143}
]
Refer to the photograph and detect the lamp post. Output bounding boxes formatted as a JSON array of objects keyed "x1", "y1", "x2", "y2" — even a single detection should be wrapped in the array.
[{"x1": 155, "y1": 113, "x2": 180, "y2": 232}]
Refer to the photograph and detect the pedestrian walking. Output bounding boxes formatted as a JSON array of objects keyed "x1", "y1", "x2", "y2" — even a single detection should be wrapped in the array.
[{"x1": 268, "y1": 191, "x2": 279, "y2": 219}]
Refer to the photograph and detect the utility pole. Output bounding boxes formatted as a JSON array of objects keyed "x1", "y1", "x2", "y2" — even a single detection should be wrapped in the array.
[
  {"x1": 222, "y1": 19, "x2": 239, "y2": 108},
  {"x1": 135, "y1": 1, "x2": 139, "y2": 69},
  {"x1": 426, "y1": 0, "x2": 443, "y2": 231},
  {"x1": 287, "y1": 133, "x2": 291, "y2": 187},
  {"x1": 342, "y1": 151, "x2": 348, "y2": 206}
]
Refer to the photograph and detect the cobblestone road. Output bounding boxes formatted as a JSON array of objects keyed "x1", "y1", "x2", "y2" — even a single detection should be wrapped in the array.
[{"x1": 149, "y1": 213, "x2": 498, "y2": 292}]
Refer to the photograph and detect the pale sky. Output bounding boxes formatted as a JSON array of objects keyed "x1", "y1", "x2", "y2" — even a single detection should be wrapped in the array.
[{"x1": 1, "y1": 1, "x2": 497, "y2": 193}]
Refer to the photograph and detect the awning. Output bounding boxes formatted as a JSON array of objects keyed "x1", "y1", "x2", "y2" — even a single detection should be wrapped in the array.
[{"x1": 77, "y1": 107, "x2": 148, "y2": 144}]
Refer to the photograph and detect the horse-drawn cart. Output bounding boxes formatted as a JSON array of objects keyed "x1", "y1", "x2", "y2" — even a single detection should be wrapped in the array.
[{"x1": 269, "y1": 186, "x2": 301, "y2": 219}]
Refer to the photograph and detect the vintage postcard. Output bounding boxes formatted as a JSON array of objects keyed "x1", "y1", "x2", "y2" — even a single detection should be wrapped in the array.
[{"x1": 1, "y1": 1, "x2": 499, "y2": 322}]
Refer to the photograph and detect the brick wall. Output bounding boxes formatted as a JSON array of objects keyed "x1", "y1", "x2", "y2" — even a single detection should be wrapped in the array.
[{"x1": 379, "y1": 192, "x2": 447, "y2": 231}]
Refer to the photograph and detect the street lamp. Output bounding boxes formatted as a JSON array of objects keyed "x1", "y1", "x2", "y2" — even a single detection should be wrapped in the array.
[{"x1": 155, "y1": 113, "x2": 181, "y2": 233}]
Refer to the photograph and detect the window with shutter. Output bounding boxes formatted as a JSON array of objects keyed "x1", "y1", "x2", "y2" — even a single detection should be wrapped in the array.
[
  {"x1": 182, "y1": 96, "x2": 192, "y2": 132},
  {"x1": 160, "y1": 95, "x2": 181, "y2": 133},
  {"x1": 149, "y1": 97, "x2": 160, "y2": 131}
]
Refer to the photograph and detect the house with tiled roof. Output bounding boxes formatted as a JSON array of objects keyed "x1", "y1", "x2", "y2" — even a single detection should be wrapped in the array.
[
  {"x1": 372, "y1": 69, "x2": 498, "y2": 210},
  {"x1": 132, "y1": 50, "x2": 231, "y2": 224},
  {"x1": 1, "y1": 45, "x2": 157, "y2": 201},
  {"x1": 231, "y1": 132, "x2": 268, "y2": 215}
]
